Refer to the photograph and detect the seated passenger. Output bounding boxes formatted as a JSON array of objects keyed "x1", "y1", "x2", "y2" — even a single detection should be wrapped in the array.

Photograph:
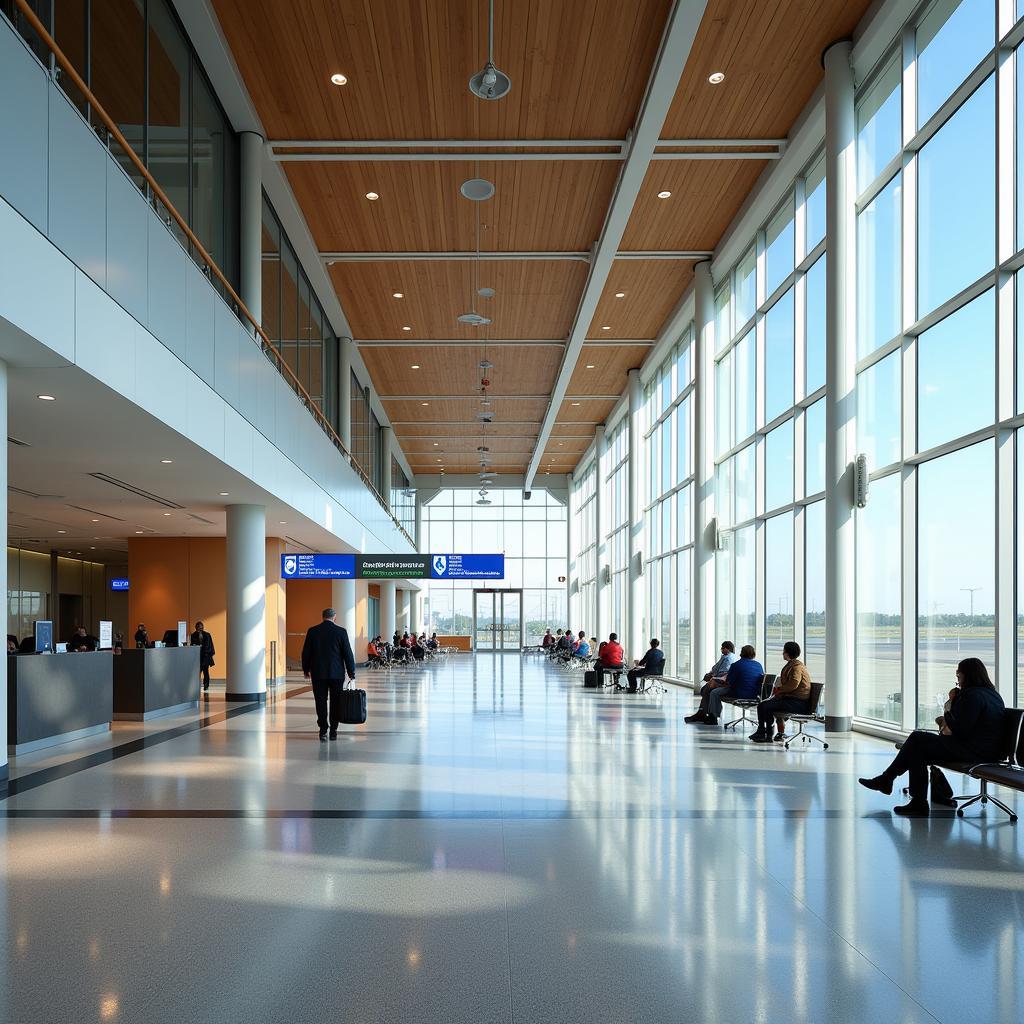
[
  {"x1": 627, "y1": 638, "x2": 665, "y2": 689},
  {"x1": 598, "y1": 633, "x2": 624, "y2": 676},
  {"x1": 750, "y1": 641, "x2": 811, "y2": 743},
  {"x1": 572, "y1": 632, "x2": 590, "y2": 659},
  {"x1": 427, "y1": 633, "x2": 439, "y2": 651},
  {"x1": 686, "y1": 644, "x2": 763, "y2": 725},
  {"x1": 702, "y1": 640, "x2": 738, "y2": 684},
  {"x1": 860, "y1": 657, "x2": 1005, "y2": 816},
  {"x1": 367, "y1": 639, "x2": 379, "y2": 660},
  {"x1": 542, "y1": 628, "x2": 554, "y2": 648}
]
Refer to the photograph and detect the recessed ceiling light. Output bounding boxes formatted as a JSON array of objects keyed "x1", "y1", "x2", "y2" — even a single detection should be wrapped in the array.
[
  {"x1": 402, "y1": 326, "x2": 412, "y2": 332},
  {"x1": 433, "y1": 442, "x2": 440, "y2": 446},
  {"x1": 162, "y1": 512, "x2": 172, "y2": 517},
  {"x1": 615, "y1": 292, "x2": 626, "y2": 299},
  {"x1": 135, "y1": 530, "x2": 144, "y2": 535},
  {"x1": 421, "y1": 402, "x2": 429, "y2": 407},
  {"x1": 393, "y1": 292, "x2": 404, "y2": 299},
  {"x1": 330, "y1": 73, "x2": 348, "y2": 86},
  {"x1": 571, "y1": 402, "x2": 581, "y2": 407},
  {"x1": 160, "y1": 459, "x2": 173, "y2": 464},
  {"x1": 585, "y1": 364, "x2": 595, "y2": 369},
  {"x1": 219, "y1": 491, "x2": 229, "y2": 496},
  {"x1": 366, "y1": 191, "x2": 380, "y2": 201},
  {"x1": 411, "y1": 364, "x2": 420, "y2": 369},
  {"x1": 57, "y1": 530, "x2": 66, "y2": 534},
  {"x1": 460, "y1": 177, "x2": 495, "y2": 201},
  {"x1": 279, "y1": 521, "x2": 287, "y2": 525},
  {"x1": 37, "y1": 394, "x2": 56, "y2": 401},
  {"x1": 601, "y1": 326, "x2": 610, "y2": 331},
  {"x1": 657, "y1": 190, "x2": 672, "y2": 199},
  {"x1": 708, "y1": 71, "x2": 725, "y2": 85},
  {"x1": 91, "y1": 518, "x2": 99, "y2": 523},
  {"x1": 90, "y1": 546, "x2": 96, "y2": 550},
  {"x1": 436, "y1": 458, "x2": 443, "y2": 462}
]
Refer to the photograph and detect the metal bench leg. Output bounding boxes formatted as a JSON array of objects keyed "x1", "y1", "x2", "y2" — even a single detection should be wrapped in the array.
[{"x1": 956, "y1": 780, "x2": 1019, "y2": 822}]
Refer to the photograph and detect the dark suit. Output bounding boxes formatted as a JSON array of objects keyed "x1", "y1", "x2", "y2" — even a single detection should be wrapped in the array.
[
  {"x1": 301, "y1": 620, "x2": 356, "y2": 733},
  {"x1": 190, "y1": 629, "x2": 215, "y2": 688}
]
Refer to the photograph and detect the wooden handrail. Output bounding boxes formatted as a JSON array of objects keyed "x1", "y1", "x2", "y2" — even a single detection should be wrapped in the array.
[{"x1": 10, "y1": 0, "x2": 412, "y2": 545}]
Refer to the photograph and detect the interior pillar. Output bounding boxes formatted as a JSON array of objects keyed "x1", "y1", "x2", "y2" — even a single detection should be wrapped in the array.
[
  {"x1": 594, "y1": 424, "x2": 607, "y2": 638},
  {"x1": 226, "y1": 504, "x2": 266, "y2": 702},
  {"x1": 331, "y1": 577, "x2": 356, "y2": 652},
  {"x1": 0, "y1": 359, "x2": 8, "y2": 784},
  {"x1": 824, "y1": 39, "x2": 856, "y2": 732},
  {"x1": 380, "y1": 579, "x2": 396, "y2": 638},
  {"x1": 693, "y1": 260, "x2": 716, "y2": 686},
  {"x1": 239, "y1": 131, "x2": 264, "y2": 334}
]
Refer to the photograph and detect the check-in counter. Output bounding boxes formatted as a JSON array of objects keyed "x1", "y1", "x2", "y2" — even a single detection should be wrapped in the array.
[
  {"x1": 7, "y1": 652, "x2": 114, "y2": 754},
  {"x1": 113, "y1": 647, "x2": 200, "y2": 720}
]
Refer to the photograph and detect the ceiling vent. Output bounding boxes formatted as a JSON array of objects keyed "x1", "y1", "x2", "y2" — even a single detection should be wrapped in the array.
[{"x1": 88, "y1": 473, "x2": 185, "y2": 510}]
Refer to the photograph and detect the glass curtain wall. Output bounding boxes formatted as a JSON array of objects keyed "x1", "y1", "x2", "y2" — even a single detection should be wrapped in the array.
[
  {"x1": 714, "y1": 152, "x2": 827, "y2": 682},
  {"x1": 390, "y1": 459, "x2": 415, "y2": 538},
  {"x1": 9, "y1": 0, "x2": 241, "y2": 292},
  {"x1": 423, "y1": 489, "x2": 568, "y2": 645},
  {"x1": 602, "y1": 421, "x2": 629, "y2": 634},
  {"x1": 643, "y1": 331, "x2": 695, "y2": 681},
  {"x1": 570, "y1": 462, "x2": 597, "y2": 633},
  {"x1": 261, "y1": 195, "x2": 337, "y2": 421},
  {"x1": 854, "y1": 0, "x2": 1012, "y2": 725}
]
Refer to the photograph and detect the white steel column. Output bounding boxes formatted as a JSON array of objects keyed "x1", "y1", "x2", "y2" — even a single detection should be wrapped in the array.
[
  {"x1": 824, "y1": 40, "x2": 855, "y2": 732},
  {"x1": 331, "y1": 577, "x2": 357, "y2": 650},
  {"x1": 594, "y1": 425, "x2": 607, "y2": 638},
  {"x1": 399, "y1": 588, "x2": 411, "y2": 632},
  {"x1": 411, "y1": 589, "x2": 421, "y2": 634},
  {"x1": 693, "y1": 261, "x2": 716, "y2": 685},
  {"x1": 0, "y1": 360, "x2": 7, "y2": 784},
  {"x1": 380, "y1": 580, "x2": 397, "y2": 637},
  {"x1": 239, "y1": 132, "x2": 264, "y2": 333},
  {"x1": 627, "y1": 369, "x2": 644, "y2": 660},
  {"x1": 567, "y1": 471, "x2": 577, "y2": 624},
  {"x1": 226, "y1": 504, "x2": 267, "y2": 702},
  {"x1": 339, "y1": 337, "x2": 353, "y2": 450}
]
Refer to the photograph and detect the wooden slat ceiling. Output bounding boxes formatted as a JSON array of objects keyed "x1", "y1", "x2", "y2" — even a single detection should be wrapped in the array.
[{"x1": 212, "y1": 0, "x2": 874, "y2": 478}]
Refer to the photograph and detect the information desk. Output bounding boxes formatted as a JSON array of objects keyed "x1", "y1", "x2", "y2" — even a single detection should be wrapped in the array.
[
  {"x1": 113, "y1": 647, "x2": 200, "y2": 720},
  {"x1": 8, "y1": 652, "x2": 114, "y2": 754}
]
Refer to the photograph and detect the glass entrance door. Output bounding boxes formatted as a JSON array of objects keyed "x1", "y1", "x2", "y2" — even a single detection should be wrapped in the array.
[{"x1": 473, "y1": 590, "x2": 523, "y2": 651}]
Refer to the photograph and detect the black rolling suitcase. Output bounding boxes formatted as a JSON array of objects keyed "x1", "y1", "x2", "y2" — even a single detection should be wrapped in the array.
[
  {"x1": 584, "y1": 670, "x2": 599, "y2": 689},
  {"x1": 339, "y1": 687, "x2": 367, "y2": 724}
]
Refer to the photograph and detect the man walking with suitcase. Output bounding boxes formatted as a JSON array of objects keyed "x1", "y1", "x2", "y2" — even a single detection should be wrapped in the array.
[{"x1": 301, "y1": 607, "x2": 356, "y2": 741}]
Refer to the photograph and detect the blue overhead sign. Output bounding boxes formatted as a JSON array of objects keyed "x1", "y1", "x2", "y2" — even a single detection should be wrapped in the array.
[
  {"x1": 110, "y1": 578, "x2": 130, "y2": 591},
  {"x1": 281, "y1": 552, "x2": 505, "y2": 580},
  {"x1": 430, "y1": 553, "x2": 505, "y2": 579},
  {"x1": 281, "y1": 553, "x2": 356, "y2": 579}
]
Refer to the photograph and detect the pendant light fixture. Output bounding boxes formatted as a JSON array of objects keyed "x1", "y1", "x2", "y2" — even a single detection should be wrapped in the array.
[
  {"x1": 469, "y1": 0, "x2": 512, "y2": 100},
  {"x1": 458, "y1": 186, "x2": 492, "y2": 326}
]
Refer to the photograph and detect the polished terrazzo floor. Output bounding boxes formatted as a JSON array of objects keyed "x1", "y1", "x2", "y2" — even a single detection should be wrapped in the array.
[{"x1": 1, "y1": 653, "x2": 1022, "y2": 1023}]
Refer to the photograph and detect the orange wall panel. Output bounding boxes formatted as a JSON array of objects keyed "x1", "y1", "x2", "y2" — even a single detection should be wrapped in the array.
[{"x1": 285, "y1": 579, "x2": 332, "y2": 664}]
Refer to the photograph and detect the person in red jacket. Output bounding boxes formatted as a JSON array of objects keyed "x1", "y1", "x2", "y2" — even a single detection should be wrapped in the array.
[{"x1": 597, "y1": 632, "x2": 625, "y2": 685}]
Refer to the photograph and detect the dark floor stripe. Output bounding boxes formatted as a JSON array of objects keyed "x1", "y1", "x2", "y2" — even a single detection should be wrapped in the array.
[
  {"x1": 0, "y1": 807, "x2": 880, "y2": 820},
  {"x1": 1, "y1": 684, "x2": 311, "y2": 800}
]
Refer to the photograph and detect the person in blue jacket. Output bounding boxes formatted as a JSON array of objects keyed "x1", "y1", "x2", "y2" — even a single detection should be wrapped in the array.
[{"x1": 687, "y1": 644, "x2": 764, "y2": 726}]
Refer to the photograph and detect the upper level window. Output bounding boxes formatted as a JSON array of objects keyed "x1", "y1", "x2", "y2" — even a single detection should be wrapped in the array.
[{"x1": 856, "y1": 57, "x2": 901, "y2": 193}]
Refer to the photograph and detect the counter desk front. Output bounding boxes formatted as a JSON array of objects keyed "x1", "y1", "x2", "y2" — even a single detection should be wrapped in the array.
[
  {"x1": 113, "y1": 647, "x2": 200, "y2": 720},
  {"x1": 8, "y1": 652, "x2": 114, "y2": 754}
]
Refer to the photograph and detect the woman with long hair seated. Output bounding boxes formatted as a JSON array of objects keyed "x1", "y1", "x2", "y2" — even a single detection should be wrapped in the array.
[{"x1": 859, "y1": 658, "x2": 1005, "y2": 817}]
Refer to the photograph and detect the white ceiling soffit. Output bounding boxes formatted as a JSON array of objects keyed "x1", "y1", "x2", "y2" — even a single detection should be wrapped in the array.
[{"x1": 523, "y1": 0, "x2": 709, "y2": 492}]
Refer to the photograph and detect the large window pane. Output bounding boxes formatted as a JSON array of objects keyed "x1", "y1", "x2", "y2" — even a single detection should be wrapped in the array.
[
  {"x1": 735, "y1": 248, "x2": 756, "y2": 327},
  {"x1": 805, "y1": 254, "x2": 826, "y2": 396},
  {"x1": 676, "y1": 550, "x2": 691, "y2": 681},
  {"x1": 856, "y1": 57, "x2": 901, "y2": 192},
  {"x1": 805, "y1": 157, "x2": 826, "y2": 252},
  {"x1": 765, "y1": 420, "x2": 795, "y2": 512},
  {"x1": 918, "y1": 441, "x2": 994, "y2": 727},
  {"x1": 765, "y1": 513, "x2": 794, "y2": 661},
  {"x1": 734, "y1": 331, "x2": 756, "y2": 443},
  {"x1": 734, "y1": 525, "x2": 756, "y2": 645},
  {"x1": 857, "y1": 174, "x2": 902, "y2": 358},
  {"x1": 192, "y1": 70, "x2": 230, "y2": 276},
  {"x1": 1018, "y1": 45, "x2": 1024, "y2": 251},
  {"x1": 765, "y1": 199, "x2": 795, "y2": 298},
  {"x1": 917, "y1": 288, "x2": 994, "y2": 452},
  {"x1": 716, "y1": 352, "x2": 734, "y2": 455},
  {"x1": 734, "y1": 443, "x2": 756, "y2": 525},
  {"x1": 716, "y1": 287, "x2": 732, "y2": 350},
  {"x1": 805, "y1": 399, "x2": 826, "y2": 496},
  {"x1": 804, "y1": 501, "x2": 826, "y2": 685},
  {"x1": 856, "y1": 472, "x2": 901, "y2": 723},
  {"x1": 918, "y1": 77, "x2": 995, "y2": 318},
  {"x1": 857, "y1": 353, "x2": 901, "y2": 471},
  {"x1": 764, "y1": 289, "x2": 794, "y2": 423},
  {"x1": 916, "y1": 0, "x2": 994, "y2": 129}
]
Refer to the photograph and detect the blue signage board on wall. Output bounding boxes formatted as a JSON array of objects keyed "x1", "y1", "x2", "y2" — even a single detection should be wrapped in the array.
[
  {"x1": 430, "y1": 553, "x2": 505, "y2": 579},
  {"x1": 281, "y1": 553, "x2": 357, "y2": 579},
  {"x1": 110, "y1": 578, "x2": 130, "y2": 591}
]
